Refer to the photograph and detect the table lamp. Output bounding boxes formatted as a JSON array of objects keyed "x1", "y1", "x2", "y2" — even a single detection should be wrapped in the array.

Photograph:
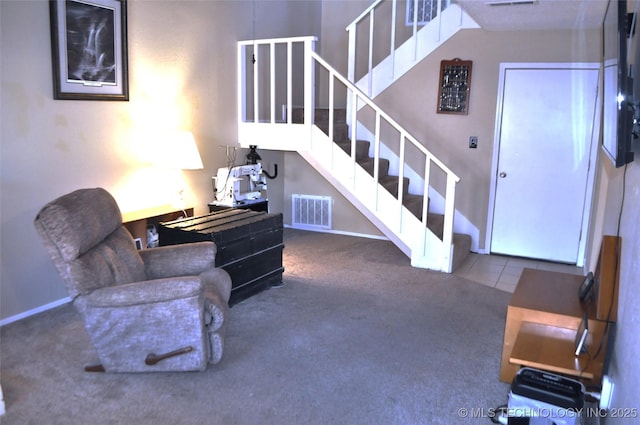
[
  {"x1": 166, "y1": 131, "x2": 204, "y2": 170},
  {"x1": 155, "y1": 130, "x2": 204, "y2": 213}
]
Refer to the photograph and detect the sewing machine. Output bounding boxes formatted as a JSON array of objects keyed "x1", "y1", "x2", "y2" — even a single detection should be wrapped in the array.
[{"x1": 212, "y1": 163, "x2": 267, "y2": 206}]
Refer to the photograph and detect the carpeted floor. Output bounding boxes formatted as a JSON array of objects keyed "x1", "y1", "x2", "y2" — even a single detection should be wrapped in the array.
[{"x1": 0, "y1": 229, "x2": 512, "y2": 424}]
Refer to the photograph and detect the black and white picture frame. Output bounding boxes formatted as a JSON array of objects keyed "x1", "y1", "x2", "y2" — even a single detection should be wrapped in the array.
[{"x1": 49, "y1": 0, "x2": 129, "y2": 100}]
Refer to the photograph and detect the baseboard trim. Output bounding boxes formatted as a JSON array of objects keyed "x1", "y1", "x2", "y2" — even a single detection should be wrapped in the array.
[
  {"x1": 0, "y1": 297, "x2": 72, "y2": 327},
  {"x1": 1, "y1": 228, "x2": 386, "y2": 327},
  {"x1": 284, "y1": 224, "x2": 388, "y2": 241}
]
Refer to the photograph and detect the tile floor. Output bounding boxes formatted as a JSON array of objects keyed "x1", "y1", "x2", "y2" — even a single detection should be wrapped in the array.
[{"x1": 455, "y1": 253, "x2": 584, "y2": 294}]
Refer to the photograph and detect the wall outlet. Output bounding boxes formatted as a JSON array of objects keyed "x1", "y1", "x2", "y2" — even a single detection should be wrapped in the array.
[
  {"x1": 469, "y1": 136, "x2": 478, "y2": 148},
  {"x1": 600, "y1": 375, "x2": 614, "y2": 409}
]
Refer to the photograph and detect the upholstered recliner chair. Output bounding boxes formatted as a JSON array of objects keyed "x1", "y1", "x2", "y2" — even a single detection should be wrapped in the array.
[{"x1": 34, "y1": 188, "x2": 232, "y2": 373}]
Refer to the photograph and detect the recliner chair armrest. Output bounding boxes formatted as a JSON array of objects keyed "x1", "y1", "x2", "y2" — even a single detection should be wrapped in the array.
[
  {"x1": 139, "y1": 242, "x2": 217, "y2": 279},
  {"x1": 82, "y1": 276, "x2": 203, "y2": 307}
]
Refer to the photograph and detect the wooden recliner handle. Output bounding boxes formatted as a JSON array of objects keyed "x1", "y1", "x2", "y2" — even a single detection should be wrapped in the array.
[
  {"x1": 145, "y1": 346, "x2": 194, "y2": 366},
  {"x1": 84, "y1": 346, "x2": 195, "y2": 371}
]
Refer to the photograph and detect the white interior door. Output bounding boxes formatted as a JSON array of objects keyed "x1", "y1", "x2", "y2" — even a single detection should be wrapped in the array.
[{"x1": 490, "y1": 65, "x2": 599, "y2": 263}]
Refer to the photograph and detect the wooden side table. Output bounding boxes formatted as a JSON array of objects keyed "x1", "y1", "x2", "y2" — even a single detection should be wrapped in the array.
[
  {"x1": 499, "y1": 268, "x2": 610, "y2": 385},
  {"x1": 122, "y1": 205, "x2": 193, "y2": 249},
  {"x1": 509, "y1": 320, "x2": 608, "y2": 381}
]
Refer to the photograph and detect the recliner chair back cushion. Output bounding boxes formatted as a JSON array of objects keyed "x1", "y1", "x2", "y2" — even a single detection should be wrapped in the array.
[
  {"x1": 68, "y1": 227, "x2": 146, "y2": 296},
  {"x1": 35, "y1": 188, "x2": 146, "y2": 297},
  {"x1": 36, "y1": 188, "x2": 121, "y2": 261}
]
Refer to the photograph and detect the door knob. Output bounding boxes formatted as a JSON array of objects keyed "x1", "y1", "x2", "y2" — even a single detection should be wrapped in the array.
[{"x1": 499, "y1": 172, "x2": 507, "y2": 178}]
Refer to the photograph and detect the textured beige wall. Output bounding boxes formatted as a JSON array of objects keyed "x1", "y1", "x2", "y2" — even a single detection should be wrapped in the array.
[
  {"x1": 375, "y1": 29, "x2": 602, "y2": 250},
  {"x1": 0, "y1": 0, "x2": 321, "y2": 321},
  {"x1": 308, "y1": 1, "x2": 602, "y2": 248},
  {"x1": 604, "y1": 159, "x2": 640, "y2": 423}
]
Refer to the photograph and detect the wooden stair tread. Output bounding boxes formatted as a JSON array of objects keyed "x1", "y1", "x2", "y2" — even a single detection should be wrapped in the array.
[
  {"x1": 335, "y1": 139, "x2": 370, "y2": 160},
  {"x1": 379, "y1": 175, "x2": 410, "y2": 197},
  {"x1": 291, "y1": 107, "x2": 347, "y2": 124}
]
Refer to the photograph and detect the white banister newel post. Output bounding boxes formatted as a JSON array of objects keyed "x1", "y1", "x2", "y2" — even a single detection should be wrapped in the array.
[
  {"x1": 422, "y1": 159, "x2": 431, "y2": 224},
  {"x1": 346, "y1": 24, "x2": 356, "y2": 83},
  {"x1": 304, "y1": 38, "x2": 315, "y2": 139},
  {"x1": 412, "y1": 0, "x2": 419, "y2": 60},
  {"x1": 253, "y1": 43, "x2": 259, "y2": 124},
  {"x1": 346, "y1": 22, "x2": 356, "y2": 120},
  {"x1": 374, "y1": 112, "x2": 382, "y2": 203},
  {"x1": 350, "y1": 90, "x2": 358, "y2": 188},
  {"x1": 237, "y1": 43, "x2": 247, "y2": 124},
  {"x1": 442, "y1": 175, "x2": 458, "y2": 271},
  {"x1": 328, "y1": 76, "x2": 335, "y2": 143},
  {"x1": 286, "y1": 41, "x2": 293, "y2": 124},
  {"x1": 270, "y1": 42, "x2": 276, "y2": 124},
  {"x1": 398, "y1": 134, "x2": 407, "y2": 228},
  {"x1": 436, "y1": 0, "x2": 443, "y2": 42},
  {"x1": 367, "y1": 9, "x2": 374, "y2": 97},
  {"x1": 390, "y1": 0, "x2": 397, "y2": 80}
]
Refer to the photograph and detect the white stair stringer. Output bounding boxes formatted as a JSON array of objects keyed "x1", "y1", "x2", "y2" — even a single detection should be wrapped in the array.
[
  {"x1": 355, "y1": 4, "x2": 479, "y2": 100},
  {"x1": 298, "y1": 126, "x2": 452, "y2": 272},
  {"x1": 356, "y1": 121, "x2": 480, "y2": 251}
]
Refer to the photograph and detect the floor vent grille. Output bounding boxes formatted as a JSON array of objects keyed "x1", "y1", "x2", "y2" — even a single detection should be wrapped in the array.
[{"x1": 292, "y1": 194, "x2": 332, "y2": 230}]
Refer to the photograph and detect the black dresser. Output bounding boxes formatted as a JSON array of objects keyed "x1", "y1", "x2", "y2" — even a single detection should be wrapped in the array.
[{"x1": 158, "y1": 209, "x2": 284, "y2": 306}]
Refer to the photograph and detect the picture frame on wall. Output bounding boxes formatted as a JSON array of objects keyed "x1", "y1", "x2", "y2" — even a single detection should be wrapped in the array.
[
  {"x1": 437, "y1": 58, "x2": 472, "y2": 115},
  {"x1": 49, "y1": 0, "x2": 129, "y2": 101}
]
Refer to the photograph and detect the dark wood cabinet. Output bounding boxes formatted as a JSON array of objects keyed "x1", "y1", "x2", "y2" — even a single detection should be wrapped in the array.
[{"x1": 158, "y1": 209, "x2": 283, "y2": 306}]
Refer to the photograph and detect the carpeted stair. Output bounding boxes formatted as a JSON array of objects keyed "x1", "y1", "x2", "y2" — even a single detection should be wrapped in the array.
[{"x1": 293, "y1": 107, "x2": 471, "y2": 271}]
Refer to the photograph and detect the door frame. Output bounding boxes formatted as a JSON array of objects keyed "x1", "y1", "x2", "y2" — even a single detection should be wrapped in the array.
[{"x1": 485, "y1": 62, "x2": 602, "y2": 267}]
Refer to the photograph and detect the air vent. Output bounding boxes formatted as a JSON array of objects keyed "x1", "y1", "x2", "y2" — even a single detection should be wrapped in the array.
[{"x1": 292, "y1": 194, "x2": 332, "y2": 230}]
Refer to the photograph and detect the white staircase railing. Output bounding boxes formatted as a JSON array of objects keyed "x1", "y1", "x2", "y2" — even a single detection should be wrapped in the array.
[
  {"x1": 346, "y1": 0, "x2": 478, "y2": 99},
  {"x1": 237, "y1": 36, "x2": 460, "y2": 272},
  {"x1": 237, "y1": 36, "x2": 317, "y2": 152}
]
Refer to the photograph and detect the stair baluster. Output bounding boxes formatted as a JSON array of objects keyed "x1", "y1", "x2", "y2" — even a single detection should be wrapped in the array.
[
  {"x1": 345, "y1": 0, "x2": 478, "y2": 99},
  {"x1": 237, "y1": 36, "x2": 471, "y2": 272}
]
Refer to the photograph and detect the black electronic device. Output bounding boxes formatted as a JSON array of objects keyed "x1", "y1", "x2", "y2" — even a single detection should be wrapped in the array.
[
  {"x1": 578, "y1": 271, "x2": 595, "y2": 302},
  {"x1": 603, "y1": 0, "x2": 636, "y2": 167},
  {"x1": 508, "y1": 367, "x2": 584, "y2": 425}
]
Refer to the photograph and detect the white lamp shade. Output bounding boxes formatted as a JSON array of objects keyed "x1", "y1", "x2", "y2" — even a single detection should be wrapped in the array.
[{"x1": 155, "y1": 131, "x2": 204, "y2": 170}]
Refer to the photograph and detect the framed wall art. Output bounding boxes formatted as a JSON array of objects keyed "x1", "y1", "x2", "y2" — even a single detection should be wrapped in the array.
[
  {"x1": 437, "y1": 58, "x2": 472, "y2": 115},
  {"x1": 49, "y1": 0, "x2": 129, "y2": 101}
]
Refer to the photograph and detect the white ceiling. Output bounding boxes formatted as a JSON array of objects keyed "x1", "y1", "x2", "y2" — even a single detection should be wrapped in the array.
[{"x1": 453, "y1": 0, "x2": 610, "y2": 31}]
